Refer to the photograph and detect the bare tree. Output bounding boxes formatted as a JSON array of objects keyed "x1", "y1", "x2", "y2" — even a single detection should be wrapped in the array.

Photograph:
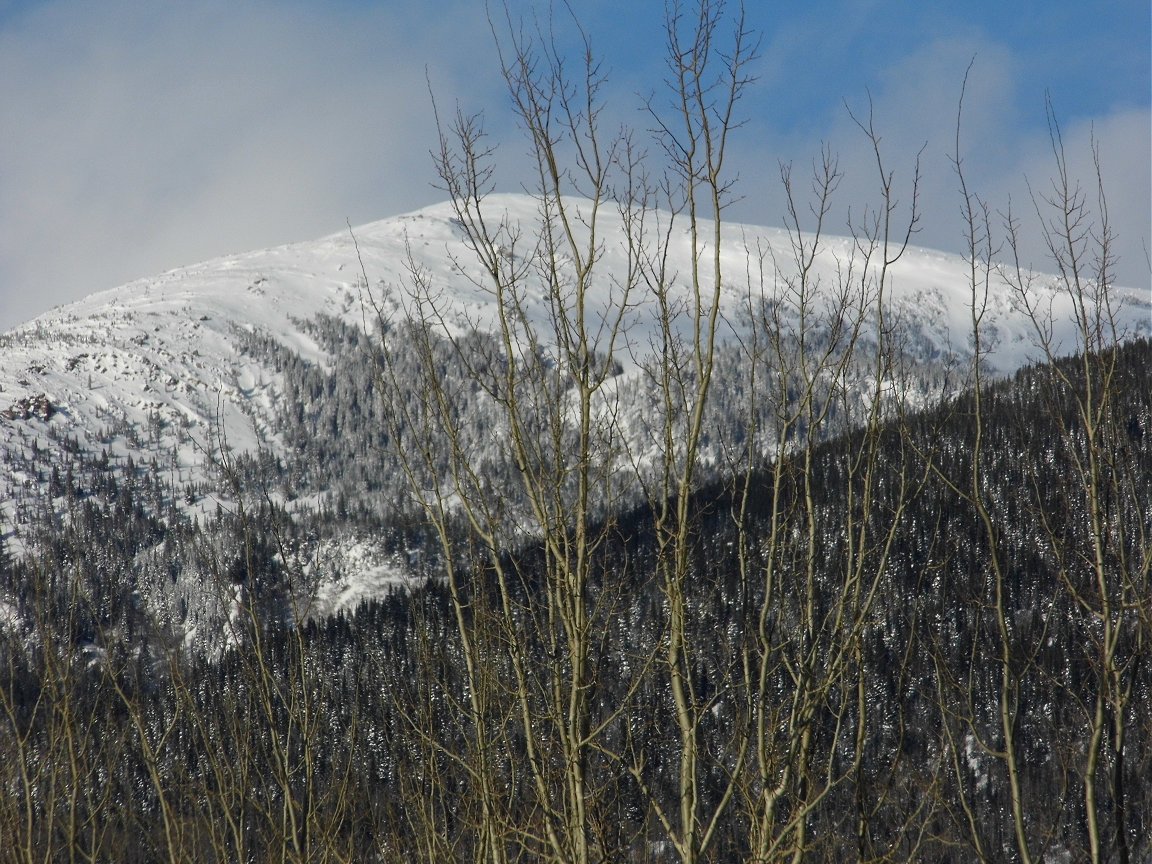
[
  {"x1": 368, "y1": 3, "x2": 940, "y2": 862},
  {"x1": 1000, "y1": 104, "x2": 1150, "y2": 864},
  {"x1": 365, "y1": 3, "x2": 647, "y2": 858}
]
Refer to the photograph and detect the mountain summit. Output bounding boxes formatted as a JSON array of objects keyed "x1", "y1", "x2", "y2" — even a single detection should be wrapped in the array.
[{"x1": 1, "y1": 194, "x2": 1147, "y2": 613}]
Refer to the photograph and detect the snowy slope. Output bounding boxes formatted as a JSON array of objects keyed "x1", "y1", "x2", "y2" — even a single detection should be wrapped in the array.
[{"x1": 1, "y1": 193, "x2": 1148, "y2": 601}]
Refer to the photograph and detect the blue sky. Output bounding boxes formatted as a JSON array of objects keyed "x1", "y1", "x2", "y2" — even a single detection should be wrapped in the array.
[{"x1": 0, "y1": 0, "x2": 1147, "y2": 330}]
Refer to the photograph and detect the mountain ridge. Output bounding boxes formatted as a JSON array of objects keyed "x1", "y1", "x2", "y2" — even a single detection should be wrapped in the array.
[
  {"x1": 0, "y1": 195, "x2": 1148, "y2": 860},
  {"x1": 2, "y1": 193, "x2": 1147, "y2": 609}
]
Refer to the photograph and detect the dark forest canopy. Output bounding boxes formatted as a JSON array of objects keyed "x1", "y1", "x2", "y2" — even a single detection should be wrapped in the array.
[{"x1": 1, "y1": 336, "x2": 1148, "y2": 863}]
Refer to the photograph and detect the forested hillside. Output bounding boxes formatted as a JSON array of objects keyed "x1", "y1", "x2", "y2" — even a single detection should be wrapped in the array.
[{"x1": 2, "y1": 336, "x2": 1147, "y2": 862}]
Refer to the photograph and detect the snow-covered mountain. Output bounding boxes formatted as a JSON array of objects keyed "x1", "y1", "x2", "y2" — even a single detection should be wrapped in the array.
[{"x1": 1, "y1": 194, "x2": 1148, "y2": 621}]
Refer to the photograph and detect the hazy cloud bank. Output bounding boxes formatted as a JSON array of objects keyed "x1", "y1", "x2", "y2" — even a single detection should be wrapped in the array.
[{"x1": 0, "y1": 1, "x2": 1146, "y2": 330}]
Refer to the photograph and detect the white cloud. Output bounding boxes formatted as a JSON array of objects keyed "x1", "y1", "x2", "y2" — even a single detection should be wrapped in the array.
[
  {"x1": 0, "y1": 0, "x2": 506, "y2": 329},
  {"x1": 725, "y1": 34, "x2": 1149, "y2": 291},
  {"x1": 993, "y1": 107, "x2": 1151, "y2": 290}
]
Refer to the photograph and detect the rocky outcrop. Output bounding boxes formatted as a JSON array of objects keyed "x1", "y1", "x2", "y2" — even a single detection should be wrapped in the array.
[{"x1": 2, "y1": 393, "x2": 55, "y2": 421}]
